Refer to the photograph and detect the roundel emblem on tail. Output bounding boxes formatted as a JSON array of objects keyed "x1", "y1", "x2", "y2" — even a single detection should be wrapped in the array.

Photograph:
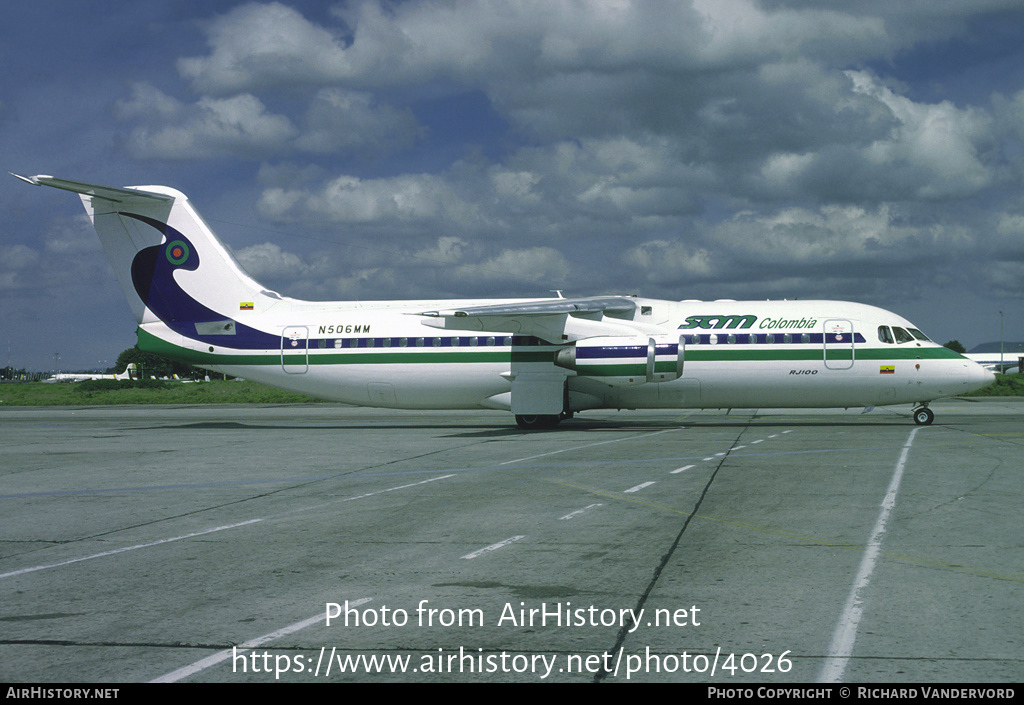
[{"x1": 166, "y1": 240, "x2": 190, "y2": 266}]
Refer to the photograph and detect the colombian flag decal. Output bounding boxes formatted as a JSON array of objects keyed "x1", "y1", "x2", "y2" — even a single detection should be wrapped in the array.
[
  {"x1": 880, "y1": 365, "x2": 895, "y2": 374},
  {"x1": 239, "y1": 302, "x2": 254, "y2": 311}
]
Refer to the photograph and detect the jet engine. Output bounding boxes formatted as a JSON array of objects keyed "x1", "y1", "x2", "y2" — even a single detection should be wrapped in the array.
[{"x1": 554, "y1": 334, "x2": 684, "y2": 385}]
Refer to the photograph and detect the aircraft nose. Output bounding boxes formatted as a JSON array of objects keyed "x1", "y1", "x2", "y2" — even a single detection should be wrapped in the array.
[{"x1": 969, "y1": 362, "x2": 996, "y2": 390}]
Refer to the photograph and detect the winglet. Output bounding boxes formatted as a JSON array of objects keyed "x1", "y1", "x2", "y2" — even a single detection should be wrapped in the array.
[{"x1": 10, "y1": 172, "x2": 43, "y2": 186}]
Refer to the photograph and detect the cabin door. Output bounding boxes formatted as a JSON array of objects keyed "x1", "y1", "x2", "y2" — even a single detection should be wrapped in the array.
[
  {"x1": 282, "y1": 326, "x2": 309, "y2": 374},
  {"x1": 823, "y1": 319, "x2": 854, "y2": 370}
]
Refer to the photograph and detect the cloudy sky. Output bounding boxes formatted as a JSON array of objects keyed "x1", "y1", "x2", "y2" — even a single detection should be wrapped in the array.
[{"x1": 3, "y1": 1, "x2": 1024, "y2": 371}]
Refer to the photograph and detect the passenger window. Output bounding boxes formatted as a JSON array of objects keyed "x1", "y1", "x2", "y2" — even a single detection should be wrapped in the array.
[
  {"x1": 892, "y1": 327, "x2": 915, "y2": 344},
  {"x1": 878, "y1": 326, "x2": 894, "y2": 344}
]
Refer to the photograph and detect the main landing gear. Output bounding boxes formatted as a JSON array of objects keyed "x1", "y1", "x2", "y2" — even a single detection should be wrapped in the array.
[
  {"x1": 515, "y1": 414, "x2": 563, "y2": 430},
  {"x1": 912, "y1": 404, "x2": 934, "y2": 426}
]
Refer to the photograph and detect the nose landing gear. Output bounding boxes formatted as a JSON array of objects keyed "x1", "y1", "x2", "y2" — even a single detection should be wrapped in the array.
[{"x1": 912, "y1": 404, "x2": 934, "y2": 426}]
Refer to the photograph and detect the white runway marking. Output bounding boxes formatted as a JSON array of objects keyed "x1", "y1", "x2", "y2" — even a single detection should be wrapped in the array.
[
  {"x1": 461, "y1": 535, "x2": 525, "y2": 560},
  {"x1": 150, "y1": 598, "x2": 372, "y2": 683},
  {"x1": 624, "y1": 481, "x2": 656, "y2": 493},
  {"x1": 0, "y1": 519, "x2": 263, "y2": 580},
  {"x1": 1, "y1": 475, "x2": 455, "y2": 581},
  {"x1": 670, "y1": 464, "x2": 695, "y2": 474},
  {"x1": 334, "y1": 474, "x2": 455, "y2": 505},
  {"x1": 500, "y1": 429, "x2": 678, "y2": 465},
  {"x1": 818, "y1": 427, "x2": 920, "y2": 683},
  {"x1": 560, "y1": 504, "x2": 603, "y2": 520}
]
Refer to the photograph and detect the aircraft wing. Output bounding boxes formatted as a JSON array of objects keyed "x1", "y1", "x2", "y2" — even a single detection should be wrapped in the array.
[
  {"x1": 418, "y1": 295, "x2": 653, "y2": 342},
  {"x1": 420, "y1": 295, "x2": 637, "y2": 320}
]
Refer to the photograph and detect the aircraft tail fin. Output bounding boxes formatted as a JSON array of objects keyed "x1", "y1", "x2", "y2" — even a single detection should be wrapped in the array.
[{"x1": 14, "y1": 174, "x2": 274, "y2": 328}]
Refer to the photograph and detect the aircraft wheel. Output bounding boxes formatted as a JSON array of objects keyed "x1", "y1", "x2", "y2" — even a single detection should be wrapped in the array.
[
  {"x1": 515, "y1": 414, "x2": 561, "y2": 430},
  {"x1": 913, "y1": 407, "x2": 934, "y2": 426}
]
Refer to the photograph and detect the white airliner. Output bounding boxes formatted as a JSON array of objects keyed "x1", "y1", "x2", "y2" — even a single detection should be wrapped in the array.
[
  {"x1": 963, "y1": 351, "x2": 1023, "y2": 374},
  {"x1": 43, "y1": 363, "x2": 136, "y2": 383},
  {"x1": 15, "y1": 174, "x2": 994, "y2": 428}
]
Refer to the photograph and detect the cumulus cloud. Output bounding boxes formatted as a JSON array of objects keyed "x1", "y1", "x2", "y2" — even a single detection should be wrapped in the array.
[
  {"x1": 116, "y1": 82, "x2": 423, "y2": 160},
  {"x1": 620, "y1": 202, "x2": 986, "y2": 304},
  {"x1": 621, "y1": 241, "x2": 714, "y2": 283},
  {"x1": 454, "y1": 246, "x2": 570, "y2": 286},
  {"x1": 0, "y1": 245, "x2": 41, "y2": 292},
  {"x1": 178, "y1": 1, "x2": 352, "y2": 94},
  {"x1": 295, "y1": 88, "x2": 423, "y2": 155},
  {"x1": 14, "y1": 0, "x2": 1024, "y2": 372},
  {"x1": 844, "y1": 71, "x2": 993, "y2": 198},
  {"x1": 257, "y1": 172, "x2": 469, "y2": 225},
  {"x1": 0, "y1": 215, "x2": 121, "y2": 342},
  {"x1": 231, "y1": 241, "x2": 311, "y2": 280},
  {"x1": 108, "y1": 2, "x2": 1024, "y2": 320},
  {"x1": 117, "y1": 84, "x2": 296, "y2": 159}
]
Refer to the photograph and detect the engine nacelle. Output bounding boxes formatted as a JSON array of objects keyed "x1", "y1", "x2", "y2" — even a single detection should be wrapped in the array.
[{"x1": 554, "y1": 334, "x2": 684, "y2": 385}]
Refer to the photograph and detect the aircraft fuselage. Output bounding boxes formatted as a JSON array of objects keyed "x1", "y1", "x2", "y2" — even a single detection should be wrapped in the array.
[{"x1": 136, "y1": 297, "x2": 991, "y2": 415}]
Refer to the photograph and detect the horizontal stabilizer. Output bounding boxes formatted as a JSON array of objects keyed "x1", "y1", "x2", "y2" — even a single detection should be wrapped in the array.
[
  {"x1": 10, "y1": 173, "x2": 174, "y2": 203},
  {"x1": 15, "y1": 173, "x2": 266, "y2": 329}
]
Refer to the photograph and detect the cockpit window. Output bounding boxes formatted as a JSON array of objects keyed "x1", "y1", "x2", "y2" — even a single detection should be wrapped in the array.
[
  {"x1": 908, "y1": 328, "x2": 930, "y2": 342},
  {"x1": 878, "y1": 326, "x2": 894, "y2": 344},
  {"x1": 892, "y1": 327, "x2": 915, "y2": 344}
]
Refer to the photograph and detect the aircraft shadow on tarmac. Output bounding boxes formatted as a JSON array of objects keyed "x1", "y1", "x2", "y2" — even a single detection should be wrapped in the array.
[{"x1": 126, "y1": 414, "x2": 927, "y2": 439}]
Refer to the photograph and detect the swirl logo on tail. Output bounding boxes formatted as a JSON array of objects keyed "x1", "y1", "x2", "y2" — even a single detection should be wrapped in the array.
[
  {"x1": 122, "y1": 212, "x2": 278, "y2": 350},
  {"x1": 124, "y1": 213, "x2": 207, "y2": 324}
]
